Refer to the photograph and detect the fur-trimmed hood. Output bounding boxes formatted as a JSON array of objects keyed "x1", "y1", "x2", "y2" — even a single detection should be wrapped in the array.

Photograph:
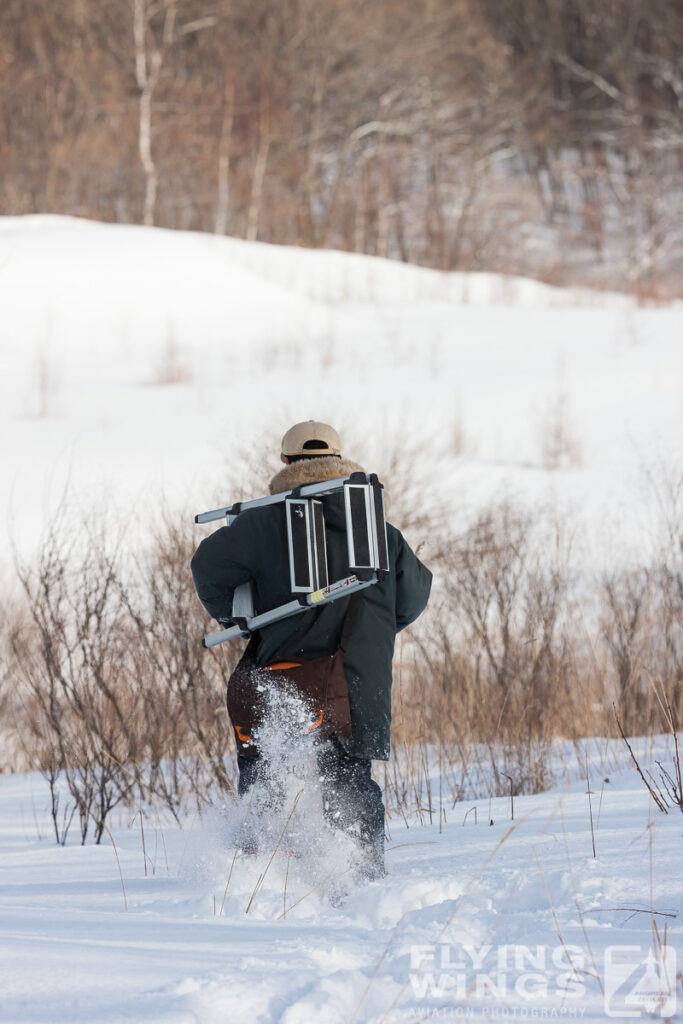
[{"x1": 269, "y1": 456, "x2": 365, "y2": 495}]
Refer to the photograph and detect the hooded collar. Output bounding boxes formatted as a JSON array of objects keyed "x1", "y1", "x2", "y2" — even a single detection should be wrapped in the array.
[{"x1": 269, "y1": 456, "x2": 365, "y2": 495}]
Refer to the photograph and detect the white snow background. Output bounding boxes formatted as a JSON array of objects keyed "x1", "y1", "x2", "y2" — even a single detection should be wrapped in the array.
[
  {"x1": 0, "y1": 216, "x2": 681, "y2": 1023},
  {"x1": 0, "y1": 215, "x2": 681, "y2": 566}
]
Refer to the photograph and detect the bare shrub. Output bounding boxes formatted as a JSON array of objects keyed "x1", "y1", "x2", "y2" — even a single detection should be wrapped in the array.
[
  {"x1": 601, "y1": 568, "x2": 654, "y2": 736},
  {"x1": 651, "y1": 563, "x2": 683, "y2": 720},
  {"x1": 9, "y1": 502, "x2": 240, "y2": 840},
  {"x1": 0, "y1": 595, "x2": 18, "y2": 774},
  {"x1": 120, "y1": 508, "x2": 239, "y2": 814},
  {"x1": 538, "y1": 385, "x2": 582, "y2": 471},
  {"x1": 391, "y1": 499, "x2": 580, "y2": 798},
  {"x1": 29, "y1": 336, "x2": 60, "y2": 419},
  {"x1": 152, "y1": 331, "x2": 192, "y2": 386},
  {"x1": 449, "y1": 504, "x2": 569, "y2": 725},
  {"x1": 11, "y1": 513, "x2": 140, "y2": 843},
  {"x1": 449, "y1": 406, "x2": 472, "y2": 459},
  {"x1": 647, "y1": 468, "x2": 683, "y2": 719},
  {"x1": 4, "y1": 453, "x2": 681, "y2": 833},
  {"x1": 616, "y1": 684, "x2": 683, "y2": 814},
  {"x1": 601, "y1": 554, "x2": 683, "y2": 739}
]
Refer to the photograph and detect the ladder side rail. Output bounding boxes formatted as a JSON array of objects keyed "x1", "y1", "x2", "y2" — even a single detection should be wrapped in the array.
[
  {"x1": 202, "y1": 575, "x2": 377, "y2": 648},
  {"x1": 195, "y1": 475, "x2": 371, "y2": 524},
  {"x1": 369, "y1": 476, "x2": 390, "y2": 574}
]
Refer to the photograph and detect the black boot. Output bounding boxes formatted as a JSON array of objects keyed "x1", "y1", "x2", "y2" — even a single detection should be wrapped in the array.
[
  {"x1": 317, "y1": 738, "x2": 386, "y2": 881},
  {"x1": 357, "y1": 819, "x2": 386, "y2": 881}
]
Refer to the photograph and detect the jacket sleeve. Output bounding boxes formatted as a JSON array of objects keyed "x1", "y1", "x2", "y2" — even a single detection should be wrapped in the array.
[
  {"x1": 393, "y1": 531, "x2": 432, "y2": 631},
  {"x1": 190, "y1": 520, "x2": 255, "y2": 624}
]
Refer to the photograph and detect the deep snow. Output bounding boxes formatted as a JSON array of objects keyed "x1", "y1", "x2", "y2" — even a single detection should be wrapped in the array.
[{"x1": 0, "y1": 736, "x2": 680, "y2": 1023}]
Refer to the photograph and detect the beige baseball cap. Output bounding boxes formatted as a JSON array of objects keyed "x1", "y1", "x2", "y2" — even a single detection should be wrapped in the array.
[{"x1": 280, "y1": 420, "x2": 342, "y2": 462}]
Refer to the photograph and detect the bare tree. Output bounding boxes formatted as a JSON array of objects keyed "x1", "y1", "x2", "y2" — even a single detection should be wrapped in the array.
[
  {"x1": 1, "y1": 3, "x2": 681, "y2": 279},
  {"x1": 132, "y1": 0, "x2": 176, "y2": 226},
  {"x1": 214, "y1": 71, "x2": 235, "y2": 235}
]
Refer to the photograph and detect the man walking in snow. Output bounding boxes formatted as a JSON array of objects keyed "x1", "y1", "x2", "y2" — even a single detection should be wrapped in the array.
[{"x1": 191, "y1": 421, "x2": 432, "y2": 879}]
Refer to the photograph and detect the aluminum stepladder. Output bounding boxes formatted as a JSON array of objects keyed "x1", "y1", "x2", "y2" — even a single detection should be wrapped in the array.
[{"x1": 195, "y1": 472, "x2": 390, "y2": 648}]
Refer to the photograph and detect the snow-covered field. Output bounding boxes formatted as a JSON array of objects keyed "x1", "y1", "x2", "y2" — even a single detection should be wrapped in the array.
[
  {"x1": 0, "y1": 215, "x2": 681, "y2": 568},
  {"x1": 1, "y1": 217, "x2": 681, "y2": 1023},
  {"x1": 0, "y1": 737, "x2": 680, "y2": 1024}
]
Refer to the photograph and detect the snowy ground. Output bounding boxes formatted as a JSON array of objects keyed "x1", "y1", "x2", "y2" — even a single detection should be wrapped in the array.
[
  {"x1": 1, "y1": 216, "x2": 681, "y2": 1023},
  {"x1": 0, "y1": 737, "x2": 681, "y2": 1024},
  {"x1": 0, "y1": 215, "x2": 681, "y2": 571}
]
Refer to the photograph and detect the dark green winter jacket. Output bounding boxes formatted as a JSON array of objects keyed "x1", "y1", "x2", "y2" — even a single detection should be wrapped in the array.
[{"x1": 191, "y1": 456, "x2": 432, "y2": 759}]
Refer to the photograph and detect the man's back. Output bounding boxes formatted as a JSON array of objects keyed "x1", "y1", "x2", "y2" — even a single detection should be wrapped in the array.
[{"x1": 191, "y1": 453, "x2": 431, "y2": 759}]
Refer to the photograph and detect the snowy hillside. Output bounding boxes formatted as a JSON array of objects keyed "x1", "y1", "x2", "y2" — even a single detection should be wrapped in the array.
[
  {"x1": 0, "y1": 215, "x2": 681, "y2": 566},
  {"x1": 0, "y1": 737, "x2": 680, "y2": 1024},
  {"x1": 1, "y1": 218, "x2": 681, "y2": 1023}
]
